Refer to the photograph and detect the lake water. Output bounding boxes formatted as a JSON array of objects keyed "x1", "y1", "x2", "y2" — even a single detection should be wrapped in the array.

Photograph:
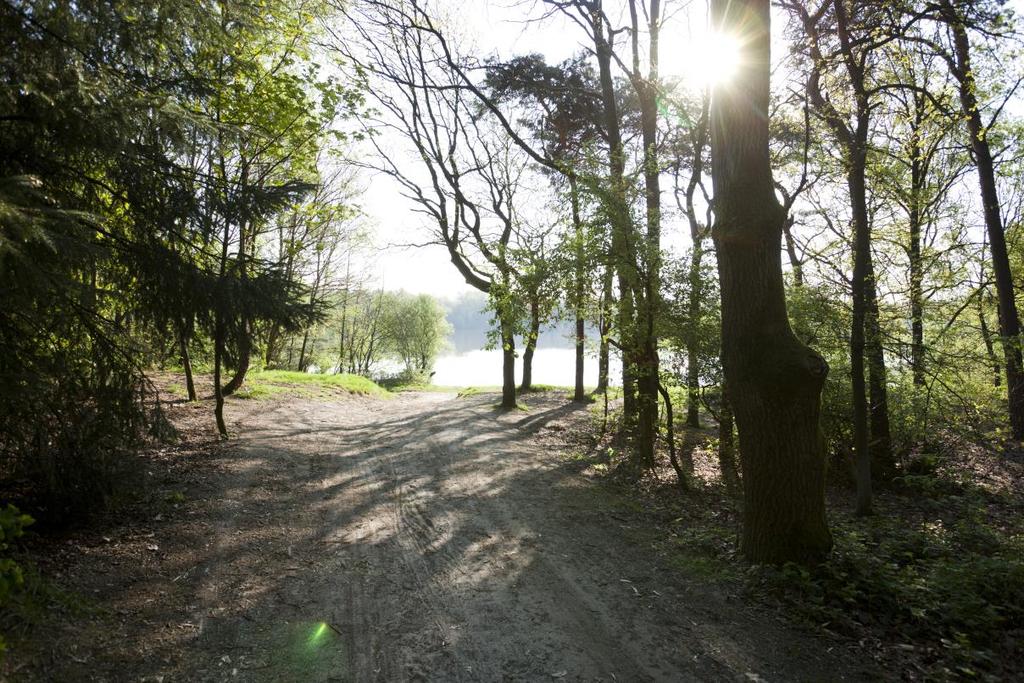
[{"x1": 432, "y1": 348, "x2": 622, "y2": 388}]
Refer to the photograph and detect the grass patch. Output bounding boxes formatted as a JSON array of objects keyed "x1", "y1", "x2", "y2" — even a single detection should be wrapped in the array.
[
  {"x1": 456, "y1": 386, "x2": 492, "y2": 398},
  {"x1": 520, "y1": 384, "x2": 567, "y2": 393},
  {"x1": 241, "y1": 371, "x2": 389, "y2": 399},
  {"x1": 386, "y1": 383, "x2": 457, "y2": 393}
]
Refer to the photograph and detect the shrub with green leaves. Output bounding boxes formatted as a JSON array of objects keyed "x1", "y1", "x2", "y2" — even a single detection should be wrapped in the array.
[{"x1": 0, "y1": 504, "x2": 33, "y2": 658}]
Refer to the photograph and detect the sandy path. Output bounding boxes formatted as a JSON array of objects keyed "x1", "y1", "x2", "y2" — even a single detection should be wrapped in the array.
[{"x1": 10, "y1": 391, "x2": 873, "y2": 682}]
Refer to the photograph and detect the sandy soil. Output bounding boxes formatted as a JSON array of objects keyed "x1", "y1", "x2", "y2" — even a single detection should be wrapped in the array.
[{"x1": 5, "y1": 390, "x2": 878, "y2": 682}]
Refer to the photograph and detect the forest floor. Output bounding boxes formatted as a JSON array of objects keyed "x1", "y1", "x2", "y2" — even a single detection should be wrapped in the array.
[{"x1": 1, "y1": 386, "x2": 881, "y2": 682}]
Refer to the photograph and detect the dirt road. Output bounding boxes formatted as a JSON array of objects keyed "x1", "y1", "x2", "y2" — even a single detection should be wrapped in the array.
[{"x1": 11, "y1": 391, "x2": 873, "y2": 681}]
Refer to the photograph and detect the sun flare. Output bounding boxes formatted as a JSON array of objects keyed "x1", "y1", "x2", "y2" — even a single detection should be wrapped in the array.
[{"x1": 661, "y1": 30, "x2": 742, "y2": 89}]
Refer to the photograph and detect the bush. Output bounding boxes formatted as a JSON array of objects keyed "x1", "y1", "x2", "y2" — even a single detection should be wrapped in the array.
[
  {"x1": 0, "y1": 369, "x2": 162, "y2": 528},
  {"x1": 753, "y1": 515, "x2": 1024, "y2": 676},
  {"x1": 0, "y1": 504, "x2": 33, "y2": 659}
]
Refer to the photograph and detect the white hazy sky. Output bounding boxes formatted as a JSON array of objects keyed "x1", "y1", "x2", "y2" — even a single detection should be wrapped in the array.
[
  {"x1": 356, "y1": 1, "x2": 580, "y2": 298},
  {"x1": 354, "y1": 0, "x2": 1024, "y2": 299}
]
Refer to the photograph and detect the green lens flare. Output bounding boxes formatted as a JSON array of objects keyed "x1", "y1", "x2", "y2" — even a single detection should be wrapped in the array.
[{"x1": 308, "y1": 621, "x2": 329, "y2": 647}]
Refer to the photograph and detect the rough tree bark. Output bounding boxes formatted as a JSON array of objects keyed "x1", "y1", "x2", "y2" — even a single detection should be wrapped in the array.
[{"x1": 710, "y1": 0, "x2": 832, "y2": 563}]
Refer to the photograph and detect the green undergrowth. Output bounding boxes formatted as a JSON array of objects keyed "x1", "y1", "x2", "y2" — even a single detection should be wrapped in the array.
[
  {"x1": 239, "y1": 371, "x2": 390, "y2": 399},
  {"x1": 0, "y1": 560, "x2": 92, "y2": 662},
  {"x1": 749, "y1": 493, "x2": 1024, "y2": 679},
  {"x1": 570, "y1": 423, "x2": 1023, "y2": 680}
]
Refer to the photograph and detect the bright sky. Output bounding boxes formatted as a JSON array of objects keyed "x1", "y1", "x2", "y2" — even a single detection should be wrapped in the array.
[
  {"x1": 358, "y1": 1, "x2": 580, "y2": 297},
  {"x1": 356, "y1": 0, "x2": 1024, "y2": 298}
]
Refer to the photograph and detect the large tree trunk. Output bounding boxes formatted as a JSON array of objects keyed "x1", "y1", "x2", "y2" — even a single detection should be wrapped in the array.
[
  {"x1": 945, "y1": 5, "x2": 1024, "y2": 439},
  {"x1": 710, "y1": 0, "x2": 832, "y2": 564},
  {"x1": 500, "y1": 318, "x2": 517, "y2": 409},
  {"x1": 521, "y1": 300, "x2": 540, "y2": 392}
]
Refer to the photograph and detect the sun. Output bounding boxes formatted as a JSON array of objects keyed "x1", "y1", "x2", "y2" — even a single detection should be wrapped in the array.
[{"x1": 660, "y1": 30, "x2": 742, "y2": 90}]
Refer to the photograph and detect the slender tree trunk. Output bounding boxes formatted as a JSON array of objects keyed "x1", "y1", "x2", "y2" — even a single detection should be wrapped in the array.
[
  {"x1": 222, "y1": 326, "x2": 250, "y2": 396},
  {"x1": 848, "y1": 160, "x2": 873, "y2": 515},
  {"x1": 214, "y1": 205, "x2": 231, "y2": 437},
  {"x1": 619, "y1": 286, "x2": 637, "y2": 423},
  {"x1": 658, "y1": 382, "x2": 687, "y2": 489},
  {"x1": 980, "y1": 295, "x2": 1002, "y2": 388},
  {"x1": 718, "y1": 384, "x2": 739, "y2": 493},
  {"x1": 596, "y1": 264, "x2": 612, "y2": 394},
  {"x1": 865, "y1": 258, "x2": 893, "y2": 480},
  {"x1": 629, "y1": 0, "x2": 663, "y2": 469},
  {"x1": 177, "y1": 318, "x2": 197, "y2": 401},
  {"x1": 297, "y1": 329, "x2": 311, "y2": 372},
  {"x1": 575, "y1": 315, "x2": 586, "y2": 400},
  {"x1": 685, "y1": 241, "x2": 704, "y2": 427},
  {"x1": 571, "y1": 176, "x2": 587, "y2": 402},
  {"x1": 265, "y1": 324, "x2": 280, "y2": 369},
  {"x1": 222, "y1": 207, "x2": 251, "y2": 396},
  {"x1": 592, "y1": 8, "x2": 636, "y2": 423},
  {"x1": 945, "y1": 6, "x2": 1024, "y2": 439},
  {"x1": 710, "y1": 0, "x2": 831, "y2": 563},
  {"x1": 783, "y1": 217, "x2": 804, "y2": 286},
  {"x1": 521, "y1": 300, "x2": 540, "y2": 391},
  {"x1": 500, "y1": 317, "x2": 517, "y2": 409},
  {"x1": 908, "y1": 106, "x2": 926, "y2": 387},
  {"x1": 909, "y1": 214, "x2": 925, "y2": 387},
  {"x1": 214, "y1": 320, "x2": 227, "y2": 437}
]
